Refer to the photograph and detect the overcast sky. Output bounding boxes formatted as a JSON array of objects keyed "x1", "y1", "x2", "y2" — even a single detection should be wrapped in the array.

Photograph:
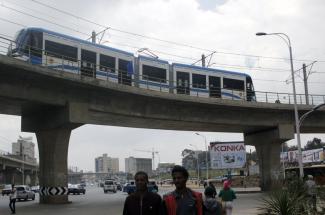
[{"x1": 0, "y1": 0, "x2": 324, "y2": 172}]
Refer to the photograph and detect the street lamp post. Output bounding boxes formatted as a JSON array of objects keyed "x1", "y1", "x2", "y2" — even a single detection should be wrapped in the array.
[
  {"x1": 256, "y1": 32, "x2": 304, "y2": 178},
  {"x1": 195, "y1": 133, "x2": 209, "y2": 180},
  {"x1": 22, "y1": 154, "x2": 25, "y2": 185},
  {"x1": 299, "y1": 103, "x2": 325, "y2": 126},
  {"x1": 189, "y1": 144, "x2": 200, "y2": 184}
]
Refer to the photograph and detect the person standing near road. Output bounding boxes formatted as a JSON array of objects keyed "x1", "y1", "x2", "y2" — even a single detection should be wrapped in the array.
[
  {"x1": 218, "y1": 180, "x2": 236, "y2": 215},
  {"x1": 123, "y1": 171, "x2": 162, "y2": 215},
  {"x1": 9, "y1": 184, "x2": 17, "y2": 214},
  {"x1": 208, "y1": 182, "x2": 217, "y2": 198},
  {"x1": 203, "y1": 186, "x2": 222, "y2": 215},
  {"x1": 162, "y1": 165, "x2": 203, "y2": 215}
]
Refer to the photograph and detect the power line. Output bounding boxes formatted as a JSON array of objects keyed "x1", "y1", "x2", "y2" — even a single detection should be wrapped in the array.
[
  {"x1": 4, "y1": 0, "x2": 94, "y2": 33},
  {"x1": 24, "y1": 0, "x2": 325, "y2": 64},
  {"x1": 1, "y1": 6, "x2": 324, "y2": 84},
  {"x1": 0, "y1": 17, "x2": 27, "y2": 27},
  {"x1": 5, "y1": 1, "x2": 325, "y2": 72},
  {"x1": 1, "y1": 3, "x2": 90, "y2": 37}
]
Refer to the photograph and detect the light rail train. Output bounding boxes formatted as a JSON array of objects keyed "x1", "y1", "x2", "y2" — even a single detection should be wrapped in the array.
[{"x1": 9, "y1": 28, "x2": 256, "y2": 101}]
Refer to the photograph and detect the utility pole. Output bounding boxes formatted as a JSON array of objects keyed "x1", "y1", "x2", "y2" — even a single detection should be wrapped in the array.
[
  {"x1": 91, "y1": 31, "x2": 96, "y2": 44},
  {"x1": 302, "y1": 63, "x2": 309, "y2": 105},
  {"x1": 201, "y1": 54, "x2": 206, "y2": 67}
]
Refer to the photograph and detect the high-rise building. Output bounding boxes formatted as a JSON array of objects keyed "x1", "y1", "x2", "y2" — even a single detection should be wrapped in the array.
[
  {"x1": 95, "y1": 154, "x2": 119, "y2": 173},
  {"x1": 125, "y1": 157, "x2": 152, "y2": 175},
  {"x1": 12, "y1": 136, "x2": 36, "y2": 163}
]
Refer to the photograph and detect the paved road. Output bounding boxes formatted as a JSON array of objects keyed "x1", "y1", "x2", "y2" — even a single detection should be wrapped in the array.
[{"x1": 0, "y1": 186, "x2": 263, "y2": 214}]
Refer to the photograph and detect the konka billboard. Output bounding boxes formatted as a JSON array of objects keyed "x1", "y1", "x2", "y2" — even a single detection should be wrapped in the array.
[{"x1": 210, "y1": 141, "x2": 246, "y2": 169}]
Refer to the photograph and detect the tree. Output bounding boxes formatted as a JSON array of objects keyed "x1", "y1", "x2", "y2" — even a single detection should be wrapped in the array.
[{"x1": 304, "y1": 137, "x2": 325, "y2": 150}]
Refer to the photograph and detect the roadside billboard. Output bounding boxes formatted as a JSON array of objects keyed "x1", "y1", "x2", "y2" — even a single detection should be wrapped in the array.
[
  {"x1": 210, "y1": 142, "x2": 246, "y2": 169},
  {"x1": 281, "y1": 148, "x2": 325, "y2": 163}
]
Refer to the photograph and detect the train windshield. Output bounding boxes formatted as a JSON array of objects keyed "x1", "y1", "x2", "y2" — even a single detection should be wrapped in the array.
[
  {"x1": 10, "y1": 29, "x2": 43, "y2": 58},
  {"x1": 246, "y1": 76, "x2": 256, "y2": 101}
]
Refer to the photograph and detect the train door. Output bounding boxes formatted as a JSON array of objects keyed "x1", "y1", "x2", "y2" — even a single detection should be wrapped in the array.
[
  {"x1": 118, "y1": 59, "x2": 132, "y2": 86},
  {"x1": 81, "y1": 49, "x2": 96, "y2": 78},
  {"x1": 176, "y1": 71, "x2": 190, "y2": 95},
  {"x1": 209, "y1": 76, "x2": 221, "y2": 98}
]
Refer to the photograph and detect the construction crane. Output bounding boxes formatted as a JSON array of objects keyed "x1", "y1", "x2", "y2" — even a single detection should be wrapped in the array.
[{"x1": 134, "y1": 148, "x2": 160, "y2": 170}]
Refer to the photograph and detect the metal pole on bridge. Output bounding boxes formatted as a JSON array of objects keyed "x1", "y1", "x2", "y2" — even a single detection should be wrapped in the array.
[{"x1": 256, "y1": 32, "x2": 304, "y2": 178}]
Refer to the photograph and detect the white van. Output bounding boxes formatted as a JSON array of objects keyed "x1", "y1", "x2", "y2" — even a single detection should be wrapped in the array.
[{"x1": 103, "y1": 180, "x2": 117, "y2": 193}]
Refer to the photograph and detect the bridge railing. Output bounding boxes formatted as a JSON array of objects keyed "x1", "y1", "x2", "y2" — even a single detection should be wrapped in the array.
[{"x1": 1, "y1": 36, "x2": 324, "y2": 106}]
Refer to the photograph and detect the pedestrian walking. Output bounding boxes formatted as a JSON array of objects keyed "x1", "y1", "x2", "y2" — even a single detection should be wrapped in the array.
[
  {"x1": 162, "y1": 165, "x2": 203, "y2": 215},
  {"x1": 218, "y1": 180, "x2": 236, "y2": 215},
  {"x1": 123, "y1": 171, "x2": 162, "y2": 215},
  {"x1": 208, "y1": 181, "x2": 217, "y2": 198},
  {"x1": 203, "y1": 186, "x2": 222, "y2": 215},
  {"x1": 9, "y1": 184, "x2": 17, "y2": 214}
]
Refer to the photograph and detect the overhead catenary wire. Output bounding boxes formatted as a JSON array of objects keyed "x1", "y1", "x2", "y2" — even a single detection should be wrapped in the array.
[
  {"x1": 0, "y1": 33, "x2": 324, "y2": 86},
  {"x1": 1, "y1": 6, "x2": 324, "y2": 85},
  {"x1": 23, "y1": 0, "x2": 325, "y2": 64},
  {"x1": 2, "y1": 0, "x2": 95, "y2": 33},
  {"x1": 4, "y1": 0, "x2": 325, "y2": 74},
  {"x1": 0, "y1": 3, "x2": 91, "y2": 37}
]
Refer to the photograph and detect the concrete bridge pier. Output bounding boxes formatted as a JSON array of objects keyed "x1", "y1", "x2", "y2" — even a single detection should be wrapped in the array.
[
  {"x1": 244, "y1": 124, "x2": 294, "y2": 191},
  {"x1": 22, "y1": 105, "x2": 82, "y2": 203},
  {"x1": 36, "y1": 128, "x2": 71, "y2": 203}
]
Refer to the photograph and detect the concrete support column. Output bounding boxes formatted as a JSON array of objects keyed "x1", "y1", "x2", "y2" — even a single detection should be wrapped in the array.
[
  {"x1": 36, "y1": 128, "x2": 71, "y2": 204},
  {"x1": 244, "y1": 124, "x2": 294, "y2": 191},
  {"x1": 21, "y1": 103, "x2": 83, "y2": 203},
  {"x1": 253, "y1": 140, "x2": 283, "y2": 190}
]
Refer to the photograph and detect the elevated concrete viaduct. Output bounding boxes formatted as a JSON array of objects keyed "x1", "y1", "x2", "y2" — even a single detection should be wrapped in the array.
[
  {"x1": 1, "y1": 55, "x2": 325, "y2": 203},
  {"x1": 0, "y1": 154, "x2": 38, "y2": 185}
]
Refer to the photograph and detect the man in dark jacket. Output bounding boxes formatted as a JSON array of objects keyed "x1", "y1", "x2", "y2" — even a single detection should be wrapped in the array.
[
  {"x1": 162, "y1": 165, "x2": 203, "y2": 215},
  {"x1": 203, "y1": 186, "x2": 222, "y2": 215},
  {"x1": 123, "y1": 171, "x2": 162, "y2": 215}
]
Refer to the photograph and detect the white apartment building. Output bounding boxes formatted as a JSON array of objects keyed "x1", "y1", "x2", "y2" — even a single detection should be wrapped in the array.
[
  {"x1": 95, "y1": 154, "x2": 119, "y2": 173},
  {"x1": 12, "y1": 136, "x2": 36, "y2": 163},
  {"x1": 125, "y1": 157, "x2": 152, "y2": 175}
]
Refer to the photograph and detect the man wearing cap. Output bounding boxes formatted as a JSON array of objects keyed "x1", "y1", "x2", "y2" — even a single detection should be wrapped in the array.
[{"x1": 218, "y1": 180, "x2": 236, "y2": 215}]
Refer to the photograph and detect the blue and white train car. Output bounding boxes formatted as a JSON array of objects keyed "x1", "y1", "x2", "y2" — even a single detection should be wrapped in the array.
[
  {"x1": 137, "y1": 55, "x2": 170, "y2": 93},
  {"x1": 9, "y1": 27, "x2": 256, "y2": 101},
  {"x1": 172, "y1": 63, "x2": 255, "y2": 101},
  {"x1": 11, "y1": 28, "x2": 135, "y2": 86}
]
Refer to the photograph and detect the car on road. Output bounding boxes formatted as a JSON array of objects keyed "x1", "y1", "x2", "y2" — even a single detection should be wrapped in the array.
[
  {"x1": 16, "y1": 185, "x2": 35, "y2": 201},
  {"x1": 31, "y1": 185, "x2": 40, "y2": 193},
  {"x1": 123, "y1": 181, "x2": 135, "y2": 194},
  {"x1": 116, "y1": 182, "x2": 122, "y2": 191},
  {"x1": 123, "y1": 180, "x2": 158, "y2": 194},
  {"x1": 1, "y1": 184, "x2": 12, "y2": 196},
  {"x1": 103, "y1": 180, "x2": 117, "y2": 193},
  {"x1": 68, "y1": 184, "x2": 86, "y2": 195},
  {"x1": 148, "y1": 181, "x2": 158, "y2": 193}
]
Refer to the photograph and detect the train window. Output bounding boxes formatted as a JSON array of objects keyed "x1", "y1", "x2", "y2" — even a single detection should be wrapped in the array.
[
  {"x1": 223, "y1": 78, "x2": 244, "y2": 91},
  {"x1": 45, "y1": 40, "x2": 78, "y2": 62},
  {"x1": 100, "y1": 54, "x2": 115, "y2": 73},
  {"x1": 142, "y1": 65, "x2": 167, "y2": 83},
  {"x1": 192, "y1": 74, "x2": 206, "y2": 89},
  {"x1": 81, "y1": 49, "x2": 96, "y2": 77}
]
